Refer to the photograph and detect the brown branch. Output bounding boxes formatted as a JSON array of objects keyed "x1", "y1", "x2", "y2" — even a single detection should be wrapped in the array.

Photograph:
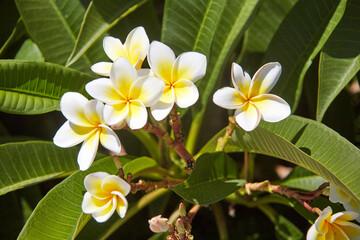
[
  {"x1": 170, "y1": 106, "x2": 184, "y2": 143},
  {"x1": 216, "y1": 116, "x2": 237, "y2": 151},
  {"x1": 130, "y1": 177, "x2": 183, "y2": 194}
]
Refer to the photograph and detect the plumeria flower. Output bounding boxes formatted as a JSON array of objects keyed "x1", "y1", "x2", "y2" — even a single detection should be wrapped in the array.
[
  {"x1": 91, "y1": 26, "x2": 149, "y2": 76},
  {"x1": 147, "y1": 41, "x2": 207, "y2": 121},
  {"x1": 330, "y1": 183, "x2": 360, "y2": 222},
  {"x1": 306, "y1": 206, "x2": 360, "y2": 239},
  {"x1": 148, "y1": 215, "x2": 170, "y2": 233},
  {"x1": 86, "y1": 57, "x2": 165, "y2": 129},
  {"x1": 53, "y1": 92, "x2": 121, "y2": 171},
  {"x1": 213, "y1": 62, "x2": 291, "y2": 131},
  {"x1": 82, "y1": 172, "x2": 130, "y2": 222}
]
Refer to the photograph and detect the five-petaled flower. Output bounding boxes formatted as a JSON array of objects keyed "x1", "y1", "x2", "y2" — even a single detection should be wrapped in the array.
[
  {"x1": 147, "y1": 41, "x2": 207, "y2": 120},
  {"x1": 91, "y1": 26, "x2": 149, "y2": 76},
  {"x1": 53, "y1": 92, "x2": 121, "y2": 171},
  {"x1": 306, "y1": 206, "x2": 360, "y2": 239},
  {"x1": 148, "y1": 215, "x2": 170, "y2": 233},
  {"x1": 213, "y1": 62, "x2": 291, "y2": 131},
  {"x1": 86, "y1": 57, "x2": 165, "y2": 129},
  {"x1": 82, "y1": 172, "x2": 130, "y2": 222},
  {"x1": 330, "y1": 183, "x2": 360, "y2": 222}
]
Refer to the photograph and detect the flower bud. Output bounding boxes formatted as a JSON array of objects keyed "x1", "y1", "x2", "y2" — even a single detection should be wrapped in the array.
[
  {"x1": 179, "y1": 203, "x2": 187, "y2": 217},
  {"x1": 175, "y1": 219, "x2": 185, "y2": 234},
  {"x1": 148, "y1": 215, "x2": 169, "y2": 233}
]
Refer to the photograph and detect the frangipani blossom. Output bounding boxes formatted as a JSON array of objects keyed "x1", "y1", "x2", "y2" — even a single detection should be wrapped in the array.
[
  {"x1": 147, "y1": 41, "x2": 207, "y2": 121},
  {"x1": 86, "y1": 57, "x2": 165, "y2": 129},
  {"x1": 82, "y1": 172, "x2": 130, "y2": 222},
  {"x1": 148, "y1": 215, "x2": 169, "y2": 233},
  {"x1": 306, "y1": 206, "x2": 360, "y2": 240},
  {"x1": 330, "y1": 183, "x2": 360, "y2": 222},
  {"x1": 91, "y1": 26, "x2": 149, "y2": 76},
  {"x1": 213, "y1": 62, "x2": 291, "y2": 131},
  {"x1": 53, "y1": 92, "x2": 121, "y2": 171}
]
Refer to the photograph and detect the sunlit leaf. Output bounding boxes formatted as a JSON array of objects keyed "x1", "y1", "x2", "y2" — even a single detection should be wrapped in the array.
[
  {"x1": 15, "y1": 39, "x2": 43, "y2": 61},
  {"x1": 171, "y1": 152, "x2": 246, "y2": 205},
  {"x1": 0, "y1": 60, "x2": 93, "y2": 114},
  {"x1": 280, "y1": 166, "x2": 327, "y2": 191},
  {"x1": 317, "y1": 0, "x2": 360, "y2": 121},
  {"x1": 123, "y1": 156, "x2": 157, "y2": 178}
]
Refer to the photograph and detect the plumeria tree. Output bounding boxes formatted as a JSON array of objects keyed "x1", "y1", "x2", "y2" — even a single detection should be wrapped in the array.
[{"x1": 0, "y1": 0, "x2": 360, "y2": 239}]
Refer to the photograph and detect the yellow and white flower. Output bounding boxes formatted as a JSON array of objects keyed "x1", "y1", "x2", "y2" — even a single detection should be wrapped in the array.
[
  {"x1": 91, "y1": 26, "x2": 149, "y2": 76},
  {"x1": 330, "y1": 183, "x2": 360, "y2": 222},
  {"x1": 306, "y1": 206, "x2": 360, "y2": 239},
  {"x1": 86, "y1": 57, "x2": 165, "y2": 129},
  {"x1": 147, "y1": 41, "x2": 207, "y2": 120},
  {"x1": 148, "y1": 215, "x2": 169, "y2": 233},
  {"x1": 213, "y1": 62, "x2": 291, "y2": 131},
  {"x1": 53, "y1": 92, "x2": 121, "y2": 171},
  {"x1": 82, "y1": 172, "x2": 130, "y2": 222}
]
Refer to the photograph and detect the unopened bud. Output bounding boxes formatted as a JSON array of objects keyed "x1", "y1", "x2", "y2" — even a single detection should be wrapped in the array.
[
  {"x1": 175, "y1": 219, "x2": 185, "y2": 234},
  {"x1": 179, "y1": 203, "x2": 187, "y2": 217},
  {"x1": 148, "y1": 215, "x2": 169, "y2": 233}
]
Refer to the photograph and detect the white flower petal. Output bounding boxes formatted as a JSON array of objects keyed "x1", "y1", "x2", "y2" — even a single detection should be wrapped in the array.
[
  {"x1": 137, "y1": 68, "x2": 153, "y2": 78},
  {"x1": 84, "y1": 100, "x2": 105, "y2": 126},
  {"x1": 91, "y1": 62, "x2": 113, "y2": 76},
  {"x1": 129, "y1": 76, "x2": 165, "y2": 106},
  {"x1": 110, "y1": 57, "x2": 137, "y2": 98},
  {"x1": 150, "y1": 86, "x2": 175, "y2": 121},
  {"x1": 315, "y1": 206, "x2": 332, "y2": 235},
  {"x1": 102, "y1": 175, "x2": 131, "y2": 196},
  {"x1": 81, "y1": 192, "x2": 112, "y2": 214},
  {"x1": 331, "y1": 211, "x2": 359, "y2": 223},
  {"x1": 213, "y1": 87, "x2": 245, "y2": 110},
  {"x1": 147, "y1": 41, "x2": 175, "y2": 84},
  {"x1": 103, "y1": 36, "x2": 128, "y2": 61},
  {"x1": 306, "y1": 224, "x2": 325, "y2": 240},
  {"x1": 126, "y1": 100, "x2": 147, "y2": 129},
  {"x1": 60, "y1": 92, "x2": 92, "y2": 127},
  {"x1": 232, "y1": 62, "x2": 251, "y2": 98},
  {"x1": 78, "y1": 131, "x2": 100, "y2": 171},
  {"x1": 99, "y1": 125, "x2": 121, "y2": 154},
  {"x1": 335, "y1": 221, "x2": 360, "y2": 239},
  {"x1": 125, "y1": 26, "x2": 149, "y2": 68},
  {"x1": 92, "y1": 196, "x2": 117, "y2": 222},
  {"x1": 343, "y1": 199, "x2": 360, "y2": 221},
  {"x1": 329, "y1": 183, "x2": 351, "y2": 204},
  {"x1": 84, "y1": 172, "x2": 110, "y2": 199},
  {"x1": 86, "y1": 78, "x2": 123, "y2": 104},
  {"x1": 103, "y1": 102, "x2": 129, "y2": 126},
  {"x1": 172, "y1": 52, "x2": 206, "y2": 83},
  {"x1": 234, "y1": 102, "x2": 261, "y2": 132},
  {"x1": 249, "y1": 62, "x2": 282, "y2": 97},
  {"x1": 251, "y1": 94, "x2": 291, "y2": 122},
  {"x1": 173, "y1": 79, "x2": 199, "y2": 108},
  {"x1": 53, "y1": 121, "x2": 94, "y2": 148},
  {"x1": 114, "y1": 192, "x2": 128, "y2": 218}
]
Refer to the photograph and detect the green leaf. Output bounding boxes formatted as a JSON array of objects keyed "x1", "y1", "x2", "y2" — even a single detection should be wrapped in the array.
[
  {"x1": 317, "y1": 0, "x2": 360, "y2": 121},
  {"x1": 0, "y1": 141, "x2": 79, "y2": 196},
  {"x1": 15, "y1": 0, "x2": 97, "y2": 73},
  {"x1": 258, "y1": 205, "x2": 303, "y2": 240},
  {"x1": 66, "y1": 0, "x2": 147, "y2": 66},
  {"x1": 200, "y1": 115, "x2": 360, "y2": 203},
  {"x1": 123, "y1": 156, "x2": 157, "y2": 178},
  {"x1": 17, "y1": 157, "x2": 117, "y2": 240},
  {"x1": 263, "y1": 0, "x2": 347, "y2": 111},
  {"x1": 0, "y1": 19, "x2": 26, "y2": 57},
  {"x1": 280, "y1": 166, "x2": 327, "y2": 191},
  {"x1": 15, "y1": 39, "x2": 44, "y2": 61},
  {"x1": 0, "y1": 60, "x2": 93, "y2": 114},
  {"x1": 129, "y1": 130, "x2": 160, "y2": 161},
  {"x1": 171, "y1": 152, "x2": 246, "y2": 205}
]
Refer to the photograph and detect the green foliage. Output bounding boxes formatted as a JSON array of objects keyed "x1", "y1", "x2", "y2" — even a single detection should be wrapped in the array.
[
  {"x1": 172, "y1": 152, "x2": 246, "y2": 205},
  {"x1": 280, "y1": 166, "x2": 327, "y2": 191}
]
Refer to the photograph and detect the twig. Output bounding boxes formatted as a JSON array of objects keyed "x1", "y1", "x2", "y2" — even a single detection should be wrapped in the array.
[
  {"x1": 170, "y1": 106, "x2": 184, "y2": 143},
  {"x1": 130, "y1": 177, "x2": 183, "y2": 194},
  {"x1": 216, "y1": 116, "x2": 237, "y2": 151}
]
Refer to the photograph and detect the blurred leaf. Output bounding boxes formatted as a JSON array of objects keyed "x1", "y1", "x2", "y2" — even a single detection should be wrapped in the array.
[
  {"x1": 15, "y1": 39, "x2": 44, "y2": 61},
  {"x1": 17, "y1": 156, "x2": 118, "y2": 240},
  {"x1": 15, "y1": 0, "x2": 98, "y2": 73},
  {"x1": 171, "y1": 152, "x2": 246, "y2": 205},
  {"x1": 129, "y1": 130, "x2": 160, "y2": 160},
  {"x1": 0, "y1": 192, "x2": 24, "y2": 239},
  {"x1": 67, "y1": 0, "x2": 147, "y2": 66},
  {"x1": 280, "y1": 166, "x2": 327, "y2": 191},
  {"x1": 0, "y1": 60, "x2": 93, "y2": 114},
  {"x1": 317, "y1": 0, "x2": 360, "y2": 121},
  {"x1": 148, "y1": 232, "x2": 167, "y2": 240},
  {"x1": 0, "y1": 19, "x2": 26, "y2": 57},
  {"x1": 199, "y1": 115, "x2": 360, "y2": 203},
  {"x1": 0, "y1": 141, "x2": 79, "y2": 195},
  {"x1": 258, "y1": 204, "x2": 303, "y2": 240},
  {"x1": 238, "y1": 0, "x2": 298, "y2": 74},
  {"x1": 123, "y1": 156, "x2": 158, "y2": 178},
  {"x1": 263, "y1": 0, "x2": 347, "y2": 111},
  {"x1": 0, "y1": 0, "x2": 19, "y2": 46},
  {"x1": 18, "y1": 185, "x2": 43, "y2": 221}
]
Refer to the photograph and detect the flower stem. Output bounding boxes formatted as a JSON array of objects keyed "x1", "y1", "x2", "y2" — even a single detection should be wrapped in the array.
[
  {"x1": 243, "y1": 152, "x2": 248, "y2": 181},
  {"x1": 212, "y1": 202, "x2": 229, "y2": 240},
  {"x1": 130, "y1": 177, "x2": 183, "y2": 193},
  {"x1": 215, "y1": 116, "x2": 237, "y2": 151}
]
